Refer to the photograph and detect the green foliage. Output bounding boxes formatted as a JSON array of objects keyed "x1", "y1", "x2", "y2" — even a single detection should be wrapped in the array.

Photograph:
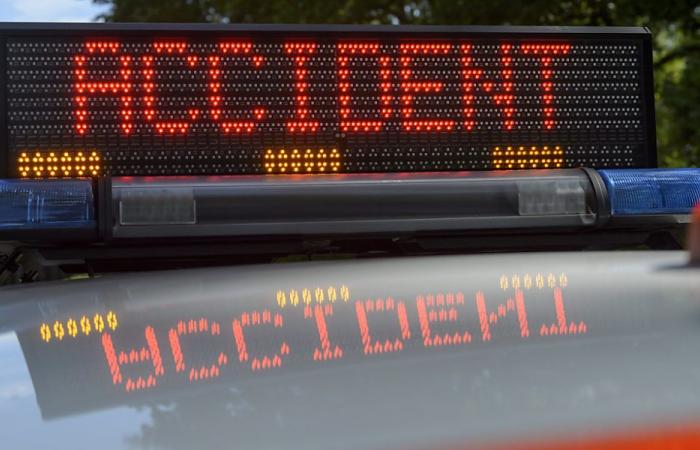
[{"x1": 94, "y1": 0, "x2": 700, "y2": 166}]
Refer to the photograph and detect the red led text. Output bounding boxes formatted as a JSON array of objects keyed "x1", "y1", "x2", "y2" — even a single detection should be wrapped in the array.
[{"x1": 74, "y1": 40, "x2": 571, "y2": 135}]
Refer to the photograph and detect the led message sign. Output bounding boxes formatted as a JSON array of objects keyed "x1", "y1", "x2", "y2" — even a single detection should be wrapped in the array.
[{"x1": 0, "y1": 24, "x2": 655, "y2": 177}]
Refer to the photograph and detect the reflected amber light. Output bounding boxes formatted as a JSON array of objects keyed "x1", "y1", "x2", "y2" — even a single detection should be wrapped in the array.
[
  {"x1": 276, "y1": 284, "x2": 350, "y2": 308},
  {"x1": 40, "y1": 311, "x2": 118, "y2": 343}
]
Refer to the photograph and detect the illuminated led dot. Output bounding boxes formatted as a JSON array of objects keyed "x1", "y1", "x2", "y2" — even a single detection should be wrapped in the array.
[
  {"x1": 499, "y1": 275, "x2": 508, "y2": 290},
  {"x1": 53, "y1": 321, "x2": 65, "y2": 341},
  {"x1": 276, "y1": 290, "x2": 287, "y2": 308},
  {"x1": 81, "y1": 316, "x2": 92, "y2": 335},
  {"x1": 67, "y1": 318, "x2": 78, "y2": 337},
  {"x1": 40, "y1": 323, "x2": 51, "y2": 342},
  {"x1": 290, "y1": 290, "x2": 299, "y2": 306},
  {"x1": 340, "y1": 285, "x2": 350, "y2": 302},
  {"x1": 559, "y1": 273, "x2": 568, "y2": 287},
  {"x1": 511, "y1": 275, "x2": 520, "y2": 289},
  {"x1": 94, "y1": 314, "x2": 104, "y2": 333},
  {"x1": 107, "y1": 311, "x2": 118, "y2": 330},
  {"x1": 327, "y1": 286, "x2": 337, "y2": 302}
]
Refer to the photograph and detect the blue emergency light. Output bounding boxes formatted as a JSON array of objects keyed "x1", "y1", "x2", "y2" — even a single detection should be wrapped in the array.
[
  {"x1": 599, "y1": 169, "x2": 700, "y2": 215},
  {"x1": 0, "y1": 180, "x2": 94, "y2": 230}
]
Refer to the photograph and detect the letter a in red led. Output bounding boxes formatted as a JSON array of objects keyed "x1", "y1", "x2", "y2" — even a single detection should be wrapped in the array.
[
  {"x1": 168, "y1": 318, "x2": 229, "y2": 383},
  {"x1": 74, "y1": 41, "x2": 133, "y2": 135},
  {"x1": 399, "y1": 43, "x2": 455, "y2": 132},
  {"x1": 209, "y1": 42, "x2": 266, "y2": 133},
  {"x1": 337, "y1": 42, "x2": 391, "y2": 132},
  {"x1": 475, "y1": 290, "x2": 529, "y2": 341},
  {"x1": 101, "y1": 326, "x2": 165, "y2": 392},
  {"x1": 284, "y1": 42, "x2": 319, "y2": 133},
  {"x1": 143, "y1": 42, "x2": 200, "y2": 134},
  {"x1": 232, "y1": 310, "x2": 290, "y2": 371},
  {"x1": 520, "y1": 43, "x2": 571, "y2": 129},
  {"x1": 355, "y1": 298, "x2": 411, "y2": 354},
  {"x1": 305, "y1": 304, "x2": 343, "y2": 361},
  {"x1": 539, "y1": 287, "x2": 587, "y2": 336},
  {"x1": 416, "y1": 292, "x2": 472, "y2": 347}
]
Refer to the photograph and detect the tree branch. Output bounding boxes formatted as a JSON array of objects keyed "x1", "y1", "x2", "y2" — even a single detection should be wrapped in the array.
[{"x1": 654, "y1": 43, "x2": 700, "y2": 69}]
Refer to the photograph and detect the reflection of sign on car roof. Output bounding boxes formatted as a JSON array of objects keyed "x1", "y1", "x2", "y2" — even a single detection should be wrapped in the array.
[
  {"x1": 2, "y1": 251, "x2": 699, "y2": 450},
  {"x1": 19, "y1": 265, "x2": 589, "y2": 419},
  {"x1": 5, "y1": 251, "x2": 698, "y2": 420}
]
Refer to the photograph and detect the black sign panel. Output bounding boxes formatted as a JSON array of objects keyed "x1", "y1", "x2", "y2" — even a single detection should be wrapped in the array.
[{"x1": 0, "y1": 24, "x2": 656, "y2": 178}]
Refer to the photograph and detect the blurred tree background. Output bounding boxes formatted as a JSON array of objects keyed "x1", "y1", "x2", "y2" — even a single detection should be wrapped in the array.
[{"x1": 94, "y1": 0, "x2": 700, "y2": 167}]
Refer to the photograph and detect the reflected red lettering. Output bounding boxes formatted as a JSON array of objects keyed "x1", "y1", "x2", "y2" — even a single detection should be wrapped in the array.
[
  {"x1": 232, "y1": 310, "x2": 290, "y2": 371},
  {"x1": 92, "y1": 273, "x2": 593, "y2": 392},
  {"x1": 540, "y1": 287, "x2": 587, "y2": 336},
  {"x1": 355, "y1": 298, "x2": 411, "y2": 354},
  {"x1": 416, "y1": 292, "x2": 472, "y2": 347},
  {"x1": 475, "y1": 289, "x2": 529, "y2": 341},
  {"x1": 101, "y1": 326, "x2": 164, "y2": 392},
  {"x1": 168, "y1": 318, "x2": 228, "y2": 382},
  {"x1": 305, "y1": 304, "x2": 343, "y2": 361}
]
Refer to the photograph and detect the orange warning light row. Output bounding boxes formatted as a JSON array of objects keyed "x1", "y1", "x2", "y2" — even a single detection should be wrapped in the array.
[
  {"x1": 264, "y1": 148, "x2": 341, "y2": 173},
  {"x1": 40, "y1": 311, "x2": 118, "y2": 343},
  {"x1": 499, "y1": 272, "x2": 568, "y2": 291},
  {"x1": 276, "y1": 285, "x2": 350, "y2": 308},
  {"x1": 17, "y1": 150, "x2": 101, "y2": 178},
  {"x1": 492, "y1": 145, "x2": 564, "y2": 169}
]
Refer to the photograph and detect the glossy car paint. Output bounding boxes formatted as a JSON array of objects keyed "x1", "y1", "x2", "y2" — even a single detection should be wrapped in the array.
[{"x1": 0, "y1": 251, "x2": 699, "y2": 450}]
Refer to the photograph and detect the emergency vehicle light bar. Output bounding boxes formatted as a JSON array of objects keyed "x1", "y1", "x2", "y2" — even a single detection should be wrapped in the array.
[{"x1": 0, "y1": 169, "x2": 698, "y2": 240}]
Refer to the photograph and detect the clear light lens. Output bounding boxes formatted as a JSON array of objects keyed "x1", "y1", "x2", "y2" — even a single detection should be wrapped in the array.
[
  {"x1": 0, "y1": 179, "x2": 94, "y2": 229},
  {"x1": 599, "y1": 169, "x2": 700, "y2": 215}
]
